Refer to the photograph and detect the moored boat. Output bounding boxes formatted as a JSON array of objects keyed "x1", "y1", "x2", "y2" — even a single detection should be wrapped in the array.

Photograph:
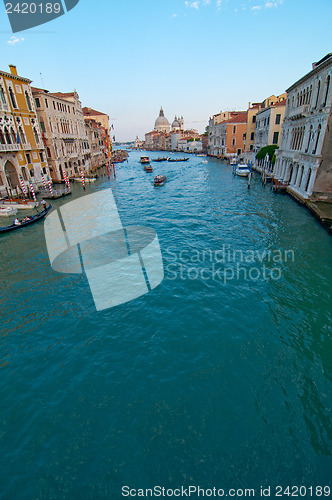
[
  {"x1": 0, "y1": 204, "x2": 52, "y2": 234},
  {"x1": 140, "y1": 156, "x2": 150, "y2": 164},
  {"x1": 154, "y1": 175, "x2": 167, "y2": 186},
  {"x1": 144, "y1": 164, "x2": 153, "y2": 172},
  {"x1": 230, "y1": 157, "x2": 238, "y2": 166},
  {"x1": 0, "y1": 199, "x2": 38, "y2": 210},
  {"x1": 235, "y1": 163, "x2": 251, "y2": 177},
  {"x1": 74, "y1": 177, "x2": 96, "y2": 183},
  {"x1": 0, "y1": 206, "x2": 18, "y2": 217}
]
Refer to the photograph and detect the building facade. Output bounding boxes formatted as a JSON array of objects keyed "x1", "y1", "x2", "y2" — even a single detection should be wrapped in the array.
[
  {"x1": 32, "y1": 88, "x2": 91, "y2": 182},
  {"x1": 0, "y1": 65, "x2": 49, "y2": 197},
  {"x1": 274, "y1": 53, "x2": 332, "y2": 201},
  {"x1": 254, "y1": 96, "x2": 287, "y2": 153}
]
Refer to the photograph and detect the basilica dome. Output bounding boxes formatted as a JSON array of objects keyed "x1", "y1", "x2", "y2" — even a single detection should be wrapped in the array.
[
  {"x1": 172, "y1": 116, "x2": 180, "y2": 129},
  {"x1": 154, "y1": 107, "x2": 170, "y2": 132}
]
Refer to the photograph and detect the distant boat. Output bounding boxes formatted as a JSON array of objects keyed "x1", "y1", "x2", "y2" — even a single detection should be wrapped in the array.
[
  {"x1": 140, "y1": 156, "x2": 150, "y2": 164},
  {"x1": 0, "y1": 204, "x2": 52, "y2": 234},
  {"x1": 196, "y1": 154, "x2": 206, "y2": 157},
  {"x1": 154, "y1": 175, "x2": 167, "y2": 186},
  {"x1": 0, "y1": 206, "x2": 18, "y2": 217},
  {"x1": 152, "y1": 157, "x2": 168, "y2": 162},
  {"x1": 167, "y1": 158, "x2": 189, "y2": 162},
  {"x1": 235, "y1": 163, "x2": 251, "y2": 177},
  {"x1": 144, "y1": 164, "x2": 153, "y2": 172},
  {"x1": 230, "y1": 157, "x2": 237, "y2": 166}
]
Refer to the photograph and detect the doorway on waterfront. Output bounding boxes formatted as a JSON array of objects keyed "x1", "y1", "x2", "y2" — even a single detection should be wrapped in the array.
[
  {"x1": 4, "y1": 160, "x2": 19, "y2": 190},
  {"x1": 287, "y1": 164, "x2": 294, "y2": 184}
]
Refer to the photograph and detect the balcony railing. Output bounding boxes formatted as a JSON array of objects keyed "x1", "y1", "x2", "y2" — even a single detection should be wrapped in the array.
[
  {"x1": 0, "y1": 143, "x2": 20, "y2": 152},
  {"x1": 288, "y1": 104, "x2": 310, "y2": 120},
  {"x1": 0, "y1": 102, "x2": 9, "y2": 112}
]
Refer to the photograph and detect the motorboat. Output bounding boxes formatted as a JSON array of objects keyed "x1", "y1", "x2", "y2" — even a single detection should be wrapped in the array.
[
  {"x1": 144, "y1": 164, "x2": 153, "y2": 172},
  {"x1": 0, "y1": 206, "x2": 18, "y2": 217},
  {"x1": 154, "y1": 175, "x2": 167, "y2": 186},
  {"x1": 140, "y1": 156, "x2": 150, "y2": 164},
  {"x1": 235, "y1": 163, "x2": 251, "y2": 177},
  {"x1": 230, "y1": 157, "x2": 238, "y2": 166},
  {"x1": 74, "y1": 177, "x2": 96, "y2": 183}
]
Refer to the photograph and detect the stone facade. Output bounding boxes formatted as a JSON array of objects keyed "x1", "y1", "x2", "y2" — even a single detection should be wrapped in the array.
[
  {"x1": 32, "y1": 88, "x2": 91, "y2": 182},
  {"x1": 274, "y1": 53, "x2": 332, "y2": 201}
]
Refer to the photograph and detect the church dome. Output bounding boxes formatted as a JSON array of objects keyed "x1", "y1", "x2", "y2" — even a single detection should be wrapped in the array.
[
  {"x1": 172, "y1": 116, "x2": 180, "y2": 129},
  {"x1": 154, "y1": 107, "x2": 170, "y2": 132}
]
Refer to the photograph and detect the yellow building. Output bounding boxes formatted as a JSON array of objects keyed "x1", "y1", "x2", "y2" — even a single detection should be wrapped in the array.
[{"x1": 0, "y1": 65, "x2": 49, "y2": 198}]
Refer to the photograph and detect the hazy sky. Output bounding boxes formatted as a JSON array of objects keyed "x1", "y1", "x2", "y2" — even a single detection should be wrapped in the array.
[{"x1": 1, "y1": 0, "x2": 331, "y2": 141}]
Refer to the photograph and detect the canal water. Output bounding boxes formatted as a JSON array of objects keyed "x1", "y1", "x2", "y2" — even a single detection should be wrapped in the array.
[{"x1": 0, "y1": 151, "x2": 331, "y2": 499}]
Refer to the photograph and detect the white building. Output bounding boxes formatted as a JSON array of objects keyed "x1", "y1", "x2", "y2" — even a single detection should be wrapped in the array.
[
  {"x1": 274, "y1": 53, "x2": 332, "y2": 201},
  {"x1": 254, "y1": 95, "x2": 287, "y2": 153}
]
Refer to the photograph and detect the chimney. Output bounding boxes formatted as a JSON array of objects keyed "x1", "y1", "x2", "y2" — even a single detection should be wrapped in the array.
[{"x1": 9, "y1": 64, "x2": 18, "y2": 76}]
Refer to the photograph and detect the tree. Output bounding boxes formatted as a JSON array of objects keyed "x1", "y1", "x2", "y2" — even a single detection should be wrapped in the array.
[{"x1": 256, "y1": 145, "x2": 279, "y2": 164}]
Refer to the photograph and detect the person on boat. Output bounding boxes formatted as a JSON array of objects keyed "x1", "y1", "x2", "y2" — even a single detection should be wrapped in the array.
[
  {"x1": 41, "y1": 199, "x2": 47, "y2": 210},
  {"x1": 14, "y1": 218, "x2": 21, "y2": 225}
]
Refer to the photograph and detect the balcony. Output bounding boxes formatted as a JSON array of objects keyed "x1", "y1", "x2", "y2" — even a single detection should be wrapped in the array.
[
  {"x1": 288, "y1": 104, "x2": 310, "y2": 121},
  {"x1": 21, "y1": 142, "x2": 32, "y2": 150}
]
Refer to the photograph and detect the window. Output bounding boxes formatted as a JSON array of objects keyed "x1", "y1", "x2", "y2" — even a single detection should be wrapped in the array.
[
  {"x1": 34, "y1": 97, "x2": 41, "y2": 108},
  {"x1": 314, "y1": 80, "x2": 321, "y2": 108},
  {"x1": 250, "y1": 132, "x2": 254, "y2": 140},
  {"x1": 26, "y1": 153, "x2": 31, "y2": 164},
  {"x1": 250, "y1": 144, "x2": 253, "y2": 151},
  {"x1": 39, "y1": 120, "x2": 46, "y2": 133},
  {"x1": 25, "y1": 91, "x2": 32, "y2": 111},
  {"x1": 305, "y1": 168, "x2": 312, "y2": 192},
  {"x1": 9, "y1": 87, "x2": 17, "y2": 108},
  {"x1": 323, "y1": 75, "x2": 330, "y2": 107},
  {"x1": 18, "y1": 126, "x2": 26, "y2": 144},
  {"x1": 0, "y1": 85, "x2": 6, "y2": 104},
  {"x1": 252, "y1": 115, "x2": 256, "y2": 123},
  {"x1": 275, "y1": 114, "x2": 281, "y2": 125},
  {"x1": 232, "y1": 138, "x2": 235, "y2": 146},
  {"x1": 312, "y1": 125, "x2": 321, "y2": 154},
  {"x1": 53, "y1": 101, "x2": 56, "y2": 110},
  {"x1": 233, "y1": 125, "x2": 236, "y2": 134},
  {"x1": 272, "y1": 132, "x2": 279, "y2": 145},
  {"x1": 45, "y1": 98, "x2": 48, "y2": 108},
  {"x1": 40, "y1": 152, "x2": 44, "y2": 162}
]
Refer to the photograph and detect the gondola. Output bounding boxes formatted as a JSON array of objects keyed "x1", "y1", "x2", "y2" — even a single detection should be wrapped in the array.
[
  {"x1": 152, "y1": 157, "x2": 168, "y2": 162},
  {"x1": 0, "y1": 204, "x2": 52, "y2": 234},
  {"x1": 167, "y1": 158, "x2": 189, "y2": 162}
]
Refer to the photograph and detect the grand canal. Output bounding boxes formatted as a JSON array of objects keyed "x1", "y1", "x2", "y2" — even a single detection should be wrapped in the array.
[{"x1": 0, "y1": 151, "x2": 331, "y2": 498}]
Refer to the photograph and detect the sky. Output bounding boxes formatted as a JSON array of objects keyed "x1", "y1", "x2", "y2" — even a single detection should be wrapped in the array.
[{"x1": 1, "y1": 0, "x2": 331, "y2": 142}]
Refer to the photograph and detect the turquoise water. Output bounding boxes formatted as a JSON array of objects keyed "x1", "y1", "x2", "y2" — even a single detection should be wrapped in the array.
[{"x1": 0, "y1": 151, "x2": 331, "y2": 499}]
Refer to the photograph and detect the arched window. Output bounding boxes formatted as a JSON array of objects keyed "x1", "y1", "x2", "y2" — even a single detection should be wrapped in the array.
[
  {"x1": 4, "y1": 126, "x2": 11, "y2": 144},
  {"x1": 323, "y1": 75, "x2": 330, "y2": 107},
  {"x1": 309, "y1": 85, "x2": 312, "y2": 104},
  {"x1": 305, "y1": 168, "x2": 312, "y2": 192},
  {"x1": 288, "y1": 164, "x2": 293, "y2": 183},
  {"x1": 315, "y1": 80, "x2": 321, "y2": 108},
  {"x1": 297, "y1": 93, "x2": 299, "y2": 107},
  {"x1": 25, "y1": 91, "x2": 32, "y2": 111},
  {"x1": 306, "y1": 125, "x2": 313, "y2": 152},
  {"x1": 8, "y1": 87, "x2": 17, "y2": 109},
  {"x1": 0, "y1": 129, "x2": 5, "y2": 144},
  {"x1": 300, "y1": 127, "x2": 305, "y2": 150},
  {"x1": 19, "y1": 126, "x2": 26, "y2": 144},
  {"x1": 299, "y1": 91, "x2": 303, "y2": 106},
  {"x1": 0, "y1": 172, "x2": 4, "y2": 185},
  {"x1": 298, "y1": 166, "x2": 304, "y2": 188},
  {"x1": 33, "y1": 127, "x2": 39, "y2": 144},
  {"x1": 47, "y1": 147, "x2": 51, "y2": 158},
  {"x1": 312, "y1": 125, "x2": 321, "y2": 154},
  {"x1": 0, "y1": 85, "x2": 6, "y2": 104}
]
